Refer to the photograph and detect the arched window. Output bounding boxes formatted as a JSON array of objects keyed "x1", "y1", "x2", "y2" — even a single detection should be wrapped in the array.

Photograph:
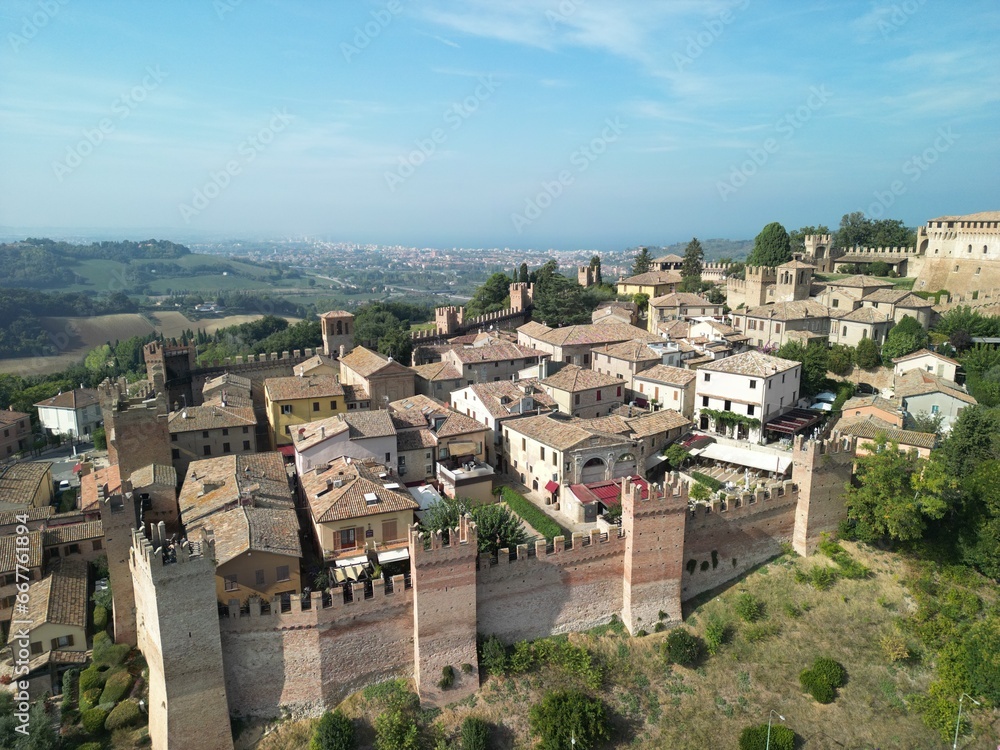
[{"x1": 336, "y1": 321, "x2": 343, "y2": 335}]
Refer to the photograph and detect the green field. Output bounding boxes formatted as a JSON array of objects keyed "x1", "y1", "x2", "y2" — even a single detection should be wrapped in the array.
[{"x1": 814, "y1": 272, "x2": 916, "y2": 290}]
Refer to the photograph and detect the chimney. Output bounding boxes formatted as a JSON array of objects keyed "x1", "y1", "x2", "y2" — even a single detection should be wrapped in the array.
[
  {"x1": 320, "y1": 426, "x2": 325, "y2": 438},
  {"x1": 339, "y1": 344, "x2": 346, "y2": 358}
]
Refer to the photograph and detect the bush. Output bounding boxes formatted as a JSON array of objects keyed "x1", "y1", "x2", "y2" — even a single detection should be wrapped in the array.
[
  {"x1": 704, "y1": 615, "x2": 728, "y2": 655},
  {"x1": 529, "y1": 689, "x2": 609, "y2": 750},
  {"x1": 362, "y1": 679, "x2": 418, "y2": 712},
  {"x1": 311, "y1": 709, "x2": 355, "y2": 750},
  {"x1": 79, "y1": 665, "x2": 106, "y2": 694},
  {"x1": 100, "y1": 669, "x2": 133, "y2": 705},
  {"x1": 460, "y1": 716, "x2": 490, "y2": 750},
  {"x1": 800, "y1": 657, "x2": 846, "y2": 703},
  {"x1": 800, "y1": 670, "x2": 835, "y2": 703},
  {"x1": 81, "y1": 706, "x2": 110, "y2": 734},
  {"x1": 105, "y1": 699, "x2": 141, "y2": 731},
  {"x1": 690, "y1": 471, "x2": 724, "y2": 492},
  {"x1": 479, "y1": 635, "x2": 508, "y2": 676},
  {"x1": 735, "y1": 593, "x2": 764, "y2": 623},
  {"x1": 374, "y1": 708, "x2": 419, "y2": 750},
  {"x1": 809, "y1": 566, "x2": 839, "y2": 590},
  {"x1": 92, "y1": 631, "x2": 129, "y2": 667},
  {"x1": 81, "y1": 687, "x2": 102, "y2": 713},
  {"x1": 438, "y1": 665, "x2": 455, "y2": 690},
  {"x1": 738, "y1": 722, "x2": 795, "y2": 750},
  {"x1": 812, "y1": 657, "x2": 846, "y2": 687},
  {"x1": 93, "y1": 605, "x2": 108, "y2": 631},
  {"x1": 499, "y1": 487, "x2": 568, "y2": 541},
  {"x1": 61, "y1": 668, "x2": 78, "y2": 711},
  {"x1": 661, "y1": 628, "x2": 702, "y2": 666},
  {"x1": 509, "y1": 641, "x2": 535, "y2": 674}
]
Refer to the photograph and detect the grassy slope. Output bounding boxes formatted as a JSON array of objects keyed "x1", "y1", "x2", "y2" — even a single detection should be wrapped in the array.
[{"x1": 254, "y1": 542, "x2": 980, "y2": 750}]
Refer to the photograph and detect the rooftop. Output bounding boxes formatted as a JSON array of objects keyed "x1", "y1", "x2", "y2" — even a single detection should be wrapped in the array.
[
  {"x1": 836, "y1": 306, "x2": 891, "y2": 324},
  {"x1": 822, "y1": 274, "x2": 895, "y2": 289},
  {"x1": 843, "y1": 394, "x2": 901, "y2": 413},
  {"x1": 503, "y1": 413, "x2": 626, "y2": 452},
  {"x1": 894, "y1": 369, "x2": 977, "y2": 405},
  {"x1": 201, "y1": 505, "x2": 301, "y2": 565},
  {"x1": 27, "y1": 558, "x2": 88, "y2": 631},
  {"x1": 302, "y1": 457, "x2": 419, "y2": 524},
  {"x1": 618, "y1": 270, "x2": 684, "y2": 286},
  {"x1": 0, "y1": 529, "x2": 43, "y2": 573},
  {"x1": 453, "y1": 379, "x2": 557, "y2": 419},
  {"x1": 592, "y1": 340, "x2": 662, "y2": 363},
  {"x1": 541, "y1": 364, "x2": 622, "y2": 393},
  {"x1": 202, "y1": 372, "x2": 251, "y2": 393},
  {"x1": 742, "y1": 300, "x2": 832, "y2": 321},
  {"x1": 293, "y1": 410, "x2": 397, "y2": 451},
  {"x1": 80, "y1": 464, "x2": 122, "y2": 512},
  {"x1": 410, "y1": 361, "x2": 464, "y2": 382},
  {"x1": 700, "y1": 351, "x2": 800, "y2": 377},
  {"x1": 0, "y1": 462, "x2": 53, "y2": 506},
  {"x1": 836, "y1": 415, "x2": 937, "y2": 450},
  {"x1": 264, "y1": 374, "x2": 344, "y2": 402},
  {"x1": 892, "y1": 348, "x2": 960, "y2": 366},
  {"x1": 860, "y1": 289, "x2": 934, "y2": 307},
  {"x1": 0, "y1": 409, "x2": 30, "y2": 427},
  {"x1": 128, "y1": 463, "x2": 177, "y2": 489},
  {"x1": 168, "y1": 396, "x2": 255, "y2": 433},
  {"x1": 340, "y1": 346, "x2": 408, "y2": 379},
  {"x1": 518, "y1": 321, "x2": 661, "y2": 348},
  {"x1": 33, "y1": 388, "x2": 99, "y2": 411},
  {"x1": 179, "y1": 452, "x2": 294, "y2": 527},
  {"x1": 632, "y1": 364, "x2": 697, "y2": 386},
  {"x1": 649, "y1": 292, "x2": 717, "y2": 308},
  {"x1": 444, "y1": 341, "x2": 546, "y2": 365},
  {"x1": 43, "y1": 520, "x2": 103, "y2": 546},
  {"x1": 389, "y1": 394, "x2": 486, "y2": 437}
]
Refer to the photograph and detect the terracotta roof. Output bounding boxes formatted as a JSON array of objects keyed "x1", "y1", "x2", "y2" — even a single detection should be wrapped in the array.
[
  {"x1": 33, "y1": 388, "x2": 99, "y2": 411},
  {"x1": 289, "y1": 415, "x2": 350, "y2": 451},
  {"x1": 0, "y1": 409, "x2": 30, "y2": 427},
  {"x1": 519, "y1": 321, "x2": 660, "y2": 348},
  {"x1": 444, "y1": 341, "x2": 546, "y2": 365},
  {"x1": 860, "y1": 289, "x2": 934, "y2": 307},
  {"x1": 633, "y1": 364, "x2": 697, "y2": 386},
  {"x1": 823, "y1": 274, "x2": 894, "y2": 289},
  {"x1": 302, "y1": 458, "x2": 418, "y2": 524},
  {"x1": 618, "y1": 270, "x2": 684, "y2": 286},
  {"x1": 892, "y1": 348, "x2": 960, "y2": 366},
  {"x1": 297, "y1": 353, "x2": 339, "y2": 374},
  {"x1": 80, "y1": 464, "x2": 122, "y2": 512},
  {"x1": 0, "y1": 462, "x2": 53, "y2": 506},
  {"x1": 452, "y1": 380, "x2": 557, "y2": 419},
  {"x1": 503, "y1": 414, "x2": 627, "y2": 452},
  {"x1": 540, "y1": 365, "x2": 622, "y2": 393},
  {"x1": 389, "y1": 395, "x2": 485, "y2": 438},
  {"x1": 623, "y1": 409, "x2": 692, "y2": 437},
  {"x1": 653, "y1": 253, "x2": 684, "y2": 263},
  {"x1": 929, "y1": 211, "x2": 1000, "y2": 222},
  {"x1": 895, "y1": 370, "x2": 977, "y2": 405},
  {"x1": 129, "y1": 463, "x2": 177, "y2": 488},
  {"x1": 837, "y1": 415, "x2": 936, "y2": 450},
  {"x1": 593, "y1": 340, "x2": 661, "y2": 363},
  {"x1": 777, "y1": 259, "x2": 816, "y2": 269},
  {"x1": 43, "y1": 520, "x2": 103, "y2": 546},
  {"x1": 836, "y1": 306, "x2": 891, "y2": 324},
  {"x1": 264, "y1": 374, "x2": 344, "y2": 402},
  {"x1": 410, "y1": 362, "x2": 464, "y2": 382},
  {"x1": 179, "y1": 452, "x2": 294, "y2": 527},
  {"x1": 201, "y1": 506, "x2": 301, "y2": 565},
  {"x1": 657, "y1": 320, "x2": 690, "y2": 339},
  {"x1": 397, "y1": 428, "x2": 437, "y2": 451},
  {"x1": 700, "y1": 351, "x2": 800, "y2": 376},
  {"x1": 742, "y1": 300, "x2": 831, "y2": 321},
  {"x1": 0, "y1": 530, "x2": 43, "y2": 573},
  {"x1": 27, "y1": 558, "x2": 87, "y2": 631},
  {"x1": 340, "y1": 346, "x2": 399, "y2": 378},
  {"x1": 319, "y1": 309, "x2": 353, "y2": 318},
  {"x1": 0, "y1": 506, "x2": 53, "y2": 527},
  {"x1": 202, "y1": 372, "x2": 251, "y2": 393},
  {"x1": 649, "y1": 292, "x2": 716, "y2": 308},
  {"x1": 168, "y1": 396, "x2": 255, "y2": 434},
  {"x1": 843, "y1": 394, "x2": 901, "y2": 413}
]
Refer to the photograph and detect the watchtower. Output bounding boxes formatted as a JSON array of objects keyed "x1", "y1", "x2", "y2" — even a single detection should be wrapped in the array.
[
  {"x1": 509, "y1": 282, "x2": 534, "y2": 313},
  {"x1": 792, "y1": 432, "x2": 856, "y2": 555},
  {"x1": 578, "y1": 266, "x2": 596, "y2": 288},
  {"x1": 621, "y1": 475, "x2": 687, "y2": 632},
  {"x1": 320, "y1": 310, "x2": 355, "y2": 357},
  {"x1": 99, "y1": 378, "x2": 171, "y2": 483},
  {"x1": 409, "y1": 516, "x2": 480, "y2": 707},
  {"x1": 99, "y1": 484, "x2": 140, "y2": 647},
  {"x1": 774, "y1": 261, "x2": 813, "y2": 303},
  {"x1": 741, "y1": 266, "x2": 777, "y2": 308},
  {"x1": 435, "y1": 306, "x2": 464, "y2": 336},
  {"x1": 803, "y1": 234, "x2": 838, "y2": 273}
]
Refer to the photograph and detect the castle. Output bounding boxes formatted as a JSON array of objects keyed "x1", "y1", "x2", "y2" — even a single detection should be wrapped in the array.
[
  {"x1": 417, "y1": 282, "x2": 534, "y2": 340},
  {"x1": 112, "y1": 432, "x2": 854, "y2": 748}
]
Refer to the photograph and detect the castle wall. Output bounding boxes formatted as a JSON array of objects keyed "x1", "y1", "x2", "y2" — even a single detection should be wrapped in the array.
[{"x1": 793, "y1": 434, "x2": 856, "y2": 555}]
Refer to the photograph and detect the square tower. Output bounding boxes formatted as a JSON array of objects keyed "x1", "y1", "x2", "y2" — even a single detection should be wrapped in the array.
[{"x1": 320, "y1": 310, "x2": 355, "y2": 357}]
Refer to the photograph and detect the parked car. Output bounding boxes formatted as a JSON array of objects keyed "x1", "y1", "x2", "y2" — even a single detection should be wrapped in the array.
[
  {"x1": 814, "y1": 391, "x2": 837, "y2": 403},
  {"x1": 58, "y1": 479, "x2": 71, "y2": 491},
  {"x1": 855, "y1": 382, "x2": 877, "y2": 395}
]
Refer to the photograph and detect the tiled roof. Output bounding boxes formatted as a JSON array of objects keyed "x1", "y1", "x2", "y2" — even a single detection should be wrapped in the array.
[
  {"x1": 895, "y1": 370, "x2": 977, "y2": 405},
  {"x1": 340, "y1": 346, "x2": 397, "y2": 378},
  {"x1": 624, "y1": 409, "x2": 692, "y2": 437},
  {"x1": 0, "y1": 409, "x2": 30, "y2": 427},
  {"x1": 0, "y1": 530, "x2": 43, "y2": 573},
  {"x1": 319, "y1": 309, "x2": 353, "y2": 318},
  {"x1": 27, "y1": 558, "x2": 87, "y2": 630},
  {"x1": 445, "y1": 341, "x2": 546, "y2": 365},
  {"x1": 633, "y1": 364, "x2": 697, "y2": 386},
  {"x1": 540, "y1": 365, "x2": 622, "y2": 393},
  {"x1": 80, "y1": 464, "x2": 122, "y2": 512},
  {"x1": 297, "y1": 353, "x2": 339, "y2": 374},
  {"x1": 657, "y1": 320, "x2": 690, "y2": 339},
  {"x1": 777, "y1": 259, "x2": 816, "y2": 269},
  {"x1": 168, "y1": 396, "x2": 255, "y2": 434},
  {"x1": 503, "y1": 414, "x2": 627, "y2": 452},
  {"x1": 397, "y1": 428, "x2": 437, "y2": 451},
  {"x1": 837, "y1": 415, "x2": 936, "y2": 450},
  {"x1": 290, "y1": 415, "x2": 350, "y2": 450},
  {"x1": 202, "y1": 372, "x2": 251, "y2": 393},
  {"x1": 823, "y1": 274, "x2": 894, "y2": 289},
  {"x1": 861, "y1": 289, "x2": 934, "y2": 307},
  {"x1": 0, "y1": 506, "x2": 53, "y2": 527},
  {"x1": 129, "y1": 463, "x2": 177, "y2": 488},
  {"x1": 619, "y1": 270, "x2": 684, "y2": 286},
  {"x1": 929, "y1": 211, "x2": 1000, "y2": 222},
  {"x1": 593, "y1": 340, "x2": 661, "y2": 363},
  {"x1": 410, "y1": 362, "x2": 464, "y2": 382},
  {"x1": 837, "y1": 306, "x2": 890, "y2": 324},
  {"x1": 843, "y1": 394, "x2": 901, "y2": 413},
  {"x1": 653, "y1": 253, "x2": 684, "y2": 263},
  {"x1": 0, "y1": 462, "x2": 53, "y2": 506},
  {"x1": 201, "y1": 506, "x2": 301, "y2": 565},
  {"x1": 389, "y1": 395, "x2": 485, "y2": 438},
  {"x1": 33, "y1": 388, "x2": 99, "y2": 411},
  {"x1": 302, "y1": 458, "x2": 418, "y2": 524},
  {"x1": 264, "y1": 374, "x2": 344, "y2": 402},
  {"x1": 742, "y1": 300, "x2": 831, "y2": 321},
  {"x1": 892, "y1": 348, "x2": 960, "y2": 366},
  {"x1": 519, "y1": 321, "x2": 660, "y2": 348},
  {"x1": 43, "y1": 520, "x2": 103, "y2": 546},
  {"x1": 179, "y1": 452, "x2": 294, "y2": 527},
  {"x1": 700, "y1": 351, "x2": 800, "y2": 376},
  {"x1": 456, "y1": 379, "x2": 558, "y2": 419}
]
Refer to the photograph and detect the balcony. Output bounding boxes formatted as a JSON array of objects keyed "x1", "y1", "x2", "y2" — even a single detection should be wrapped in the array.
[{"x1": 436, "y1": 458, "x2": 495, "y2": 504}]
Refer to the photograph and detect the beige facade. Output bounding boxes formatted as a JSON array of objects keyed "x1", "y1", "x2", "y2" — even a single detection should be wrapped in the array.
[
  {"x1": 440, "y1": 342, "x2": 546, "y2": 386},
  {"x1": 631, "y1": 365, "x2": 697, "y2": 418},
  {"x1": 616, "y1": 270, "x2": 683, "y2": 299},
  {"x1": 729, "y1": 301, "x2": 831, "y2": 350},
  {"x1": 340, "y1": 346, "x2": 416, "y2": 406},
  {"x1": 540, "y1": 365, "x2": 624, "y2": 418},
  {"x1": 0, "y1": 462, "x2": 54, "y2": 510},
  {"x1": 828, "y1": 307, "x2": 892, "y2": 347},
  {"x1": 168, "y1": 396, "x2": 257, "y2": 476},
  {"x1": 518, "y1": 321, "x2": 661, "y2": 367},
  {"x1": 215, "y1": 546, "x2": 301, "y2": 604},
  {"x1": 0, "y1": 409, "x2": 32, "y2": 459},
  {"x1": 648, "y1": 293, "x2": 724, "y2": 332}
]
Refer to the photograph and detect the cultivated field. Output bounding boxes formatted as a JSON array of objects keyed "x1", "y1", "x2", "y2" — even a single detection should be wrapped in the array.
[{"x1": 148, "y1": 311, "x2": 301, "y2": 339}]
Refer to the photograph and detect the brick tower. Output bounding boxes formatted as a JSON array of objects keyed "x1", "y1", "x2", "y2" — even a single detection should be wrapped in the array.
[
  {"x1": 409, "y1": 515, "x2": 480, "y2": 707},
  {"x1": 509, "y1": 282, "x2": 534, "y2": 313},
  {"x1": 792, "y1": 433, "x2": 856, "y2": 555},
  {"x1": 320, "y1": 310, "x2": 355, "y2": 357},
  {"x1": 99, "y1": 484, "x2": 140, "y2": 647},
  {"x1": 621, "y1": 475, "x2": 687, "y2": 632},
  {"x1": 99, "y1": 378, "x2": 171, "y2": 483}
]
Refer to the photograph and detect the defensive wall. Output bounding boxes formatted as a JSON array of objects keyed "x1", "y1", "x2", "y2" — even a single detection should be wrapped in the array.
[{"x1": 700, "y1": 261, "x2": 733, "y2": 283}]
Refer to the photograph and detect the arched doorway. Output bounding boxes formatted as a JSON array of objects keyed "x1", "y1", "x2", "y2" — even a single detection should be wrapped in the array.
[
  {"x1": 612, "y1": 453, "x2": 637, "y2": 479},
  {"x1": 580, "y1": 457, "x2": 606, "y2": 484}
]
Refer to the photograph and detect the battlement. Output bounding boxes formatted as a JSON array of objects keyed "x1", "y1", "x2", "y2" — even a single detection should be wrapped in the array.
[
  {"x1": 745, "y1": 265, "x2": 779, "y2": 278},
  {"x1": 409, "y1": 515, "x2": 478, "y2": 565},
  {"x1": 686, "y1": 479, "x2": 798, "y2": 527},
  {"x1": 130, "y1": 526, "x2": 207, "y2": 576},
  {"x1": 477, "y1": 527, "x2": 626, "y2": 579},
  {"x1": 841, "y1": 245, "x2": 918, "y2": 256},
  {"x1": 805, "y1": 234, "x2": 833, "y2": 245},
  {"x1": 794, "y1": 432, "x2": 856, "y2": 456}
]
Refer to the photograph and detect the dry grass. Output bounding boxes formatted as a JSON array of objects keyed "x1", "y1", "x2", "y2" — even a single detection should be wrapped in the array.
[
  {"x1": 248, "y1": 544, "x2": 965, "y2": 749},
  {"x1": 149, "y1": 311, "x2": 301, "y2": 338}
]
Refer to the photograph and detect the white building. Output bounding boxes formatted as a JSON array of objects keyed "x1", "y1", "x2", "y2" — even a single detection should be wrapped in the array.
[
  {"x1": 694, "y1": 352, "x2": 801, "y2": 442},
  {"x1": 894, "y1": 369, "x2": 976, "y2": 432},
  {"x1": 291, "y1": 411, "x2": 397, "y2": 476},
  {"x1": 34, "y1": 389, "x2": 102, "y2": 439},
  {"x1": 892, "y1": 349, "x2": 960, "y2": 382}
]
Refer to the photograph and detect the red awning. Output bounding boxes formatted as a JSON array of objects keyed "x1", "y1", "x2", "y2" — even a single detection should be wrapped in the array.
[
  {"x1": 277, "y1": 445, "x2": 296, "y2": 457},
  {"x1": 71, "y1": 463, "x2": 82, "y2": 474},
  {"x1": 544, "y1": 480, "x2": 559, "y2": 493}
]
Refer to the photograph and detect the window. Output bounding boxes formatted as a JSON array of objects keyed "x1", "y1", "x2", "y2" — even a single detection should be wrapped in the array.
[
  {"x1": 255, "y1": 569, "x2": 266, "y2": 586},
  {"x1": 702, "y1": 396, "x2": 709, "y2": 407},
  {"x1": 398, "y1": 455, "x2": 406, "y2": 467},
  {"x1": 781, "y1": 374, "x2": 786, "y2": 383},
  {"x1": 312, "y1": 402, "x2": 320, "y2": 412},
  {"x1": 843, "y1": 326, "x2": 848, "y2": 336},
  {"x1": 243, "y1": 440, "x2": 251, "y2": 450},
  {"x1": 276, "y1": 565, "x2": 290, "y2": 582},
  {"x1": 552, "y1": 451, "x2": 558, "y2": 466},
  {"x1": 724, "y1": 400, "x2": 731, "y2": 411},
  {"x1": 775, "y1": 323, "x2": 782, "y2": 333},
  {"x1": 171, "y1": 448, "x2": 180, "y2": 460},
  {"x1": 30, "y1": 641, "x2": 42, "y2": 655},
  {"x1": 832, "y1": 299, "x2": 839, "y2": 308},
  {"x1": 522, "y1": 438, "x2": 526, "y2": 451},
  {"x1": 222, "y1": 428, "x2": 229, "y2": 436},
  {"x1": 330, "y1": 400, "x2": 338, "y2": 410},
  {"x1": 281, "y1": 404, "x2": 293, "y2": 415},
  {"x1": 348, "y1": 403, "x2": 357, "y2": 410},
  {"x1": 67, "y1": 544, "x2": 80, "y2": 555},
  {"x1": 92, "y1": 539, "x2": 102, "y2": 551},
  {"x1": 748, "y1": 405, "x2": 755, "y2": 416},
  {"x1": 574, "y1": 394, "x2": 581, "y2": 405},
  {"x1": 243, "y1": 426, "x2": 249, "y2": 434},
  {"x1": 202, "y1": 430, "x2": 209, "y2": 438},
  {"x1": 749, "y1": 380, "x2": 757, "y2": 390},
  {"x1": 203, "y1": 445, "x2": 212, "y2": 456},
  {"x1": 704, "y1": 373, "x2": 711, "y2": 381},
  {"x1": 539, "y1": 447, "x2": 546, "y2": 461},
  {"x1": 170, "y1": 434, "x2": 177, "y2": 442},
  {"x1": 616, "y1": 386, "x2": 622, "y2": 397},
  {"x1": 224, "y1": 574, "x2": 238, "y2": 591},
  {"x1": 931, "y1": 404, "x2": 939, "y2": 414},
  {"x1": 583, "y1": 354, "x2": 590, "y2": 365},
  {"x1": 340, "y1": 528, "x2": 356, "y2": 549},
  {"x1": 223, "y1": 442, "x2": 231, "y2": 453},
  {"x1": 596, "y1": 390, "x2": 602, "y2": 402}
]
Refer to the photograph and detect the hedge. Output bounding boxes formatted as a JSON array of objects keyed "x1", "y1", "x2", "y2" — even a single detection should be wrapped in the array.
[
  {"x1": 93, "y1": 605, "x2": 108, "y2": 631},
  {"x1": 92, "y1": 631, "x2": 130, "y2": 667},
  {"x1": 79, "y1": 665, "x2": 106, "y2": 694},
  {"x1": 690, "y1": 471, "x2": 723, "y2": 492},
  {"x1": 499, "y1": 488, "x2": 568, "y2": 542},
  {"x1": 105, "y1": 699, "x2": 142, "y2": 731},
  {"x1": 81, "y1": 706, "x2": 110, "y2": 734},
  {"x1": 100, "y1": 669, "x2": 133, "y2": 705}
]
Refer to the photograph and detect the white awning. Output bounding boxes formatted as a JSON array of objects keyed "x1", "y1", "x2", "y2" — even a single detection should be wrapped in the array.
[
  {"x1": 334, "y1": 554, "x2": 368, "y2": 568},
  {"x1": 699, "y1": 443, "x2": 792, "y2": 474},
  {"x1": 646, "y1": 453, "x2": 670, "y2": 470},
  {"x1": 377, "y1": 548, "x2": 409, "y2": 564}
]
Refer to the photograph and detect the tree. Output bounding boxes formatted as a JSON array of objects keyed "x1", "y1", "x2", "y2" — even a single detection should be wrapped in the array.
[
  {"x1": 589, "y1": 255, "x2": 602, "y2": 286},
  {"x1": 376, "y1": 327, "x2": 413, "y2": 366},
  {"x1": 532, "y1": 273, "x2": 592, "y2": 327},
  {"x1": 789, "y1": 224, "x2": 831, "y2": 255},
  {"x1": 312, "y1": 710, "x2": 355, "y2": 750},
  {"x1": 882, "y1": 315, "x2": 929, "y2": 361},
  {"x1": 661, "y1": 628, "x2": 702, "y2": 666},
  {"x1": 681, "y1": 237, "x2": 704, "y2": 284},
  {"x1": 908, "y1": 411, "x2": 944, "y2": 435},
  {"x1": 518, "y1": 262, "x2": 529, "y2": 283},
  {"x1": 854, "y1": 337, "x2": 881, "y2": 369},
  {"x1": 529, "y1": 689, "x2": 609, "y2": 750},
  {"x1": 746, "y1": 222, "x2": 791, "y2": 268},
  {"x1": 868, "y1": 260, "x2": 891, "y2": 277},
  {"x1": 631, "y1": 246, "x2": 653, "y2": 275},
  {"x1": 834, "y1": 211, "x2": 914, "y2": 250},
  {"x1": 374, "y1": 708, "x2": 419, "y2": 750},
  {"x1": 776, "y1": 340, "x2": 827, "y2": 397},
  {"x1": 92, "y1": 426, "x2": 107, "y2": 450},
  {"x1": 827, "y1": 344, "x2": 854, "y2": 376},
  {"x1": 421, "y1": 498, "x2": 528, "y2": 556},
  {"x1": 632, "y1": 292, "x2": 649, "y2": 315},
  {"x1": 460, "y1": 716, "x2": 490, "y2": 750},
  {"x1": 353, "y1": 304, "x2": 403, "y2": 348},
  {"x1": 465, "y1": 272, "x2": 511, "y2": 318}
]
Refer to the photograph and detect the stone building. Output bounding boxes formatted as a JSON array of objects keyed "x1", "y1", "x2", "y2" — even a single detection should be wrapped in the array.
[
  {"x1": 517, "y1": 321, "x2": 660, "y2": 367},
  {"x1": 539, "y1": 365, "x2": 625, "y2": 418},
  {"x1": 320, "y1": 310, "x2": 355, "y2": 357},
  {"x1": 168, "y1": 394, "x2": 258, "y2": 478},
  {"x1": 339, "y1": 346, "x2": 415, "y2": 407},
  {"x1": 0, "y1": 462, "x2": 54, "y2": 510},
  {"x1": 0, "y1": 409, "x2": 32, "y2": 459}
]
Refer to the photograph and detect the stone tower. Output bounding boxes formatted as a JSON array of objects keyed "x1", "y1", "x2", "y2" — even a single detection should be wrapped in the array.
[
  {"x1": 578, "y1": 266, "x2": 596, "y2": 287},
  {"x1": 409, "y1": 516, "x2": 480, "y2": 707},
  {"x1": 320, "y1": 310, "x2": 355, "y2": 357},
  {"x1": 143, "y1": 341, "x2": 196, "y2": 408},
  {"x1": 99, "y1": 484, "x2": 140, "y2": 647},
  {"x1": 621, "y1": 475, "x2": 687, "y2": 632},
  {"x1": 741, "y1": 266, "x2": 777, "y2": 307},
  {"x1": 99, "y1": 379, "x2": 171, "y2": 483},
  {"x1": 803, "y1": 234, "x2": 836, "y2": 273},
  {"x1": 435, "y1": 306, "x2": 464, "y2": 336},
  {"x1": 792, "y1": 432, "x2": 857, "y2": 555},
  {"x1": 131, "y1": 528, "x2": 234, "y2": 750},
  {"x1": 774, "y1": 261, "x2": 814, "y2": 303},
  {"x1": 509, "y1": 282, "x2": 534, "y2": 313}
]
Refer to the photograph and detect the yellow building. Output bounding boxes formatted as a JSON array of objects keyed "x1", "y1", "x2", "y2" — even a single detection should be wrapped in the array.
[
  {"x1": 264, "y1": 374, "x2": 368, "y2": 449},
  {"x1": 615, "y1": 270, "x2": 683, "y2": 300},
  {"x1": 301, "y1": 457, "x2": 419, "y2": 565}
]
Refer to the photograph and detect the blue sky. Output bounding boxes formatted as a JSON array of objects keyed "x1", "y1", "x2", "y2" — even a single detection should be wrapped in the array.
[{"x1": 1, "y1": 0, "x2": 998, "y2": 250}]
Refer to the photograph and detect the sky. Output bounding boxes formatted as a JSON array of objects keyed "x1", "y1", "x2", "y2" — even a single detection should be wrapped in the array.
[{"x1": 1, "y1": 0, "x2": 999, "y2": 251}]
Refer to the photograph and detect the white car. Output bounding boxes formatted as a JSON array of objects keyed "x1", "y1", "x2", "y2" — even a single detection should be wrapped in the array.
[
  {"x1": 810, "y1": 402, "x2": 833, "y2": 412},
  {"x1": 813, "y1": 391, "x2": 838, "y2": 403},
  {"x1": 58, "y1": 479, "x2": 71, "y2": 491}
]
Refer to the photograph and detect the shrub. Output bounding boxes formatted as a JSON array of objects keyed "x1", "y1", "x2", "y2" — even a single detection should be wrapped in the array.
[
  {"x1": 438, "y1": 665, "x2": 455, "y2": 690},
  {"x1": 661, "y1": 628, "x2": 702, "y2": 667},
  {"x1": 460, "y1": 663, "x2": 474, "y2": 674},
  {"x1": 690, "y1": 471, "x2": 724, "y2": 491},
  {"x1": 311, "y1": 709, "x2": 355, "y2": 750},
  {"x1": 509, "y1": 641, "x2": 535, "y2": 674},
  {"x1": 529, "y1": 689, "x2": 609, "y2": 750},
  {"x1": 800, "y1": 657, "x2": 846, "y2": 703},
  {"x1": 374, "y1": 708, "x2": 419, "y2": 750},
  {"x1": 93, "y1": 605, "x2": 108, "y2": 631},
  {"x1": 460, "y1": 716, "x2": 490, "y2": 750},
  {"x1": 100, "y1": 669, "x2": 133, "y2": 705},
  {"x1": 704, "y1": 615, "x2": 728, "y2": 655},
  {"x1": 81, "y1": 688, "x2": 102, "y2": 713},
  {"x1": 362, "y1": 679, "x2": 418, "y2": 712},
  {"x1": 81, "y1": 706, "x2": 110, "y2": 734},
  {"x1": 61, "y1": 668, "x2": 78, "y2": 711},
  {"x1": 783, "y1": 602, "x2": 802, "y2": 618},
  {"x1": 92, "y1": 632, "x2": 129, "y2": 667},
  {"x1": 812, "y1": 657, "x2": 846, "y2": 688},
  {"x1": 809, "y1": 566, "x2": 838, "y2": 590},
  {"x1": 744, "y1": 623, "x2": 781, "y2": 643},
  {"x1": 800, "y1": 670, "x2": 835, "y2": 703},
  {"x1": 738, "y1": 722, "x2": 795, "y2": 750},
  {"x1": 499, "y1": 487, "x2": 568, "y2": 541},
  {"x1": 479, "y1": 635, "x2": 508, "y2": 676},
  {"x1": 79, "y1": 665, "x2": 106, "y2": 694},
  {"x1": 735, "y1": 593, "x2": 764, "y2": 623},
  {"x1": 105, "y1": 699, "x2": 141, "y2": 731}
]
